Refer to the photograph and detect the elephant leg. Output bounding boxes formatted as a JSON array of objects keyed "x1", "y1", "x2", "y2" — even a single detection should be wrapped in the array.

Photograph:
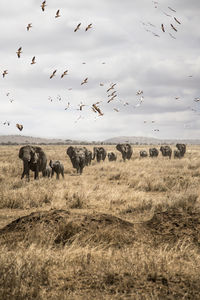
[
  {"x1": 61, "y1": 170, "x2": 64, "y2": 178},
  {"x1": 34, "y1": 168, "x2": 39, "y2": 180},
  {"x1": 56, "y1": 172, "x2": 59, "y2": 180},
  {"x1": 80, "y1": 166, "x2": 84, "y2": 174},
  {"x1": 21, "y1": 170, "x2": 25, "y2": 179},
  {"x1": 26, "y1": 169, "x2": 30, "y2": 182},
  {"x1": 51, "y1": 169, "x2": 54, "y2": 178},
  {"x1": 21, "y1": 161, "x2": 29, "y2": 180}
]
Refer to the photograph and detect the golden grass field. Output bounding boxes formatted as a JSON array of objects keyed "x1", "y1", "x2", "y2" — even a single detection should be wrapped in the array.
[{"x1": 0, "y1": 145, "x2": 200, "y2": 299}]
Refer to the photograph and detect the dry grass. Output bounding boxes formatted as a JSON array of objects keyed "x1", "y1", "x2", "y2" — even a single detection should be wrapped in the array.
[{"x1": 0, "y1": 145, "x2": 200, "y2": 299}]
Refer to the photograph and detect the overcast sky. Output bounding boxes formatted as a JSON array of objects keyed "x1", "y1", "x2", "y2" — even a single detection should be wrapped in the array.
[{"x1": 0, "y1": 0, "x2": 200, "y2": 141}]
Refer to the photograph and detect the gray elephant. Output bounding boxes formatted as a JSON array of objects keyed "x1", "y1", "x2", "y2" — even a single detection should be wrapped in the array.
[
  {"x1": 176, "y1": 144, "x2": 186, "y2": 157},
  {"x1": 19, "y1": 145, "x2": 47, "y2": 181},
  {"x1": 160, "y1": 146, "x2": 172, "y2": 159},
  {"x1": 116, "y1": 144, "x2": 133, "y2": 161},
  {"x1": 49, "y1": 160, "x2": 64, "y2": 179},
  {"x1": 140, "y1": 150, "x2": 148, "y2": 158},
  {"x1": 108, "y1": 152, "x2": 117, "y2": 161},
  {"x1": 92, "y1": 147, "x2": 107, "y2": 163},
  {"x1": 83, "y1": 147, "x2": 92, "y2": 165},
  {"x1": 174, "y1": 150, "x2": 182, "y2": 159},
  {"x1": 67, "y1": 146, "x2": 86, "y2": 174},
  {"x1": 43, "y1": 166, "x2": 52, "y2": 178},
  {"x1": 149, "y1": 148, "x2": 159, "y2": 157}
]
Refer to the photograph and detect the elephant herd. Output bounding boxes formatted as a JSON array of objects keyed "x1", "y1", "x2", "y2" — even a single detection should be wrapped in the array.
[
  {"x1": 18, "y1": 143, "x2": 186, "y2": 181},
  {"x1": 146, "y1": 144, "x2": 186, "y2": 159}
]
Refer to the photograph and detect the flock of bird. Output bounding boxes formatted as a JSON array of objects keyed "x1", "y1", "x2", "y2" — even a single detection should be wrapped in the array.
[
  {"x1": 1, "y1": 1, "x2": 199, "y2": 133},
  {"x1": 141, "y1": 2, "x2": 181, "y2": 39}
]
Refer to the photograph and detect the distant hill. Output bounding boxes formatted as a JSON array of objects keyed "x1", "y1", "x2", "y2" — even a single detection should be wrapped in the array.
[
  {"x1": 103, "y1": 136, "x2": 200, "y2": 145},
  {"x1": 0, "y1": 135, "x2": 88, "y2": 145},
  {"x1": 0, "y1": 135, "x2": 200, "y2": 145}
]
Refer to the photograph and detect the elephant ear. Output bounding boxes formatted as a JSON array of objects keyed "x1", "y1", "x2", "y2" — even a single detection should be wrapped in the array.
[
  {"x1": 19, "y1": 146, "x2": 25, "y2": 159},
  {"x1": 116, "y1": 144, "x2": 122, "y2": 152},
  {"x1": 19, "y1": 145, "x2": 32, "y2": 159},
  {"x1": 67, "y1": 146, "x2": 74, "y2": 157}
]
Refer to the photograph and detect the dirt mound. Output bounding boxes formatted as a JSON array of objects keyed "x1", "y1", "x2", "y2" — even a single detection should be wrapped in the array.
[
  {"x1": 0, "y1": 210, "x2": 136, "y2": 248},
  {"x1": 144, "y1": 208, "x2": 200, "y2": 246}
]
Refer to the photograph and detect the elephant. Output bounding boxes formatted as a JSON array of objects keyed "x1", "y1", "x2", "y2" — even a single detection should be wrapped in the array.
[
  {"x1": 43, "y1": 166, "x2": 52, "y2": 178},
  {"x1": 83, "y1": 147, "x2": 92, "y2": 165},
  {"x1": 49, "y1": 160, "x2": 64, "y2": 179},
  {"x1": 108, "y1": 152, "x2": 117, "y2": 161},
  {"x1": 160, "y1": 146, "x2": 172, "y2": 159},
  {"x1": 116, "y1": 144, "x2": 133, "y2": 161},
  {"x1": 92, "y1": 147, "x2": 107, "y2": 163},
  {"x1": 174, "y1": 150, "x2": 182, "y2": 159},
  {"x1": 19, "y1": 145, "x2": 47, "y2": 181},
  {"x1": 149, "y1": 148, "x2": 159, "y2": 157},
  {"x1": 176, "y1": 144, "x2": 186, "y2": 157},
  {"x1": 67, "y1": 146, "x2": 87, "y2": 174},
  {"x1": 140, "y1": 150, "x2": 148, "y2": 158}
]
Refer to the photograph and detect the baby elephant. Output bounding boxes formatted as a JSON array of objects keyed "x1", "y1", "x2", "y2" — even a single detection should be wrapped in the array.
[
  {"x1": 43, "y1": 166, "x2": 52, "y2": 178},
  {"x1": 49, "y1": 160, "x2": 64, "y2": 179}
]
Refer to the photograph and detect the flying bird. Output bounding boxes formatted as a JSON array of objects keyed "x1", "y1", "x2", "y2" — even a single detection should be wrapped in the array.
[
  {"x1": 74, "y1": 23, "x2": 81, "y2": 32},
  {"x1": 174, "y1": 17, "x2": 181, "y2": 24},
  {"x1": 3, "y1": 121, "x2": 10, "y2": 126},
  {"x1": 27, "y1": 23, "x2": 32, "y2": 31},
  {"x1": 55, "y1": 10, "x2": 60, "y2": 18},
  {"x1": 168, "y1": 6, "x2": 176, "y2": 13},
  {"x1": 78, "y1": 102, "x2": 86, "y2": 111},
  {"x1": 65, "y1": 102, "x2": 70, "y2": 110},
  {"x1": 161, "y1": 24, "x2": 165, "y2": 32},
  {"x1": 16, "y1": 47, "x2": 22, "y2": 58},
  {"x1": 57, "y1": 95, "x2": 61, "y2": 101},
  {"x1": 41, "y1": 1, "x2": 46, "y2": 11},
  {"x1": 31, "y1": 56, "x2": 36, "y2": 65},
  {"x1": 50, "y1": 70, "x2": 57, "y2": 79},
  {"x1": 85, "y1": 24, "x2": 92, "y2": 31},
  {"x1": 61, "y1": 70, "x2": 68, "y2": 78},
  {"x1": 92, "y1": 104, "x2": 103, "y2": 116},
  {"x1": 108, "y1": 91, "x2": 117, "y2": 97},
  {"x1": 100, "y1": 83, "x2": 104, "y2": 86},
  {"x1": 113, "y1": 108, "x2": 119, "y2": 112},
  {"x1": 169, "y1": 33, "x2": 176, "y2": 39},
  {"x1": 2, "y1": 70, "x2": 8, "y2": 78},
  {"x1": 148, "y1": 22, "x2": 156, "y2": 27},
  {"x1": 102, "y1": 62, "x2": 106, "y2": 64},
  {"x1": 81, "y1": 77, "x2": 88, "y2": 85},
  {"x1": 171, "y1": 24, "x2": 177, "y2": 32},
  {"x1": 136, "y1": 90, "x2": 143, "y2": 95},
  {"x1": 107, "y1": 95, "x2": 117, "y2": 103},
  {"x1": 152, "y1": 1, "x2": 158, "y2": 8},
  {"x1": 16, "y1": 124, "x2": 23, "y2": 131},
  {"x1": 162, "y1": 11, "x2": 172, "y2": 17},
  {"x1": 107, "y1": 83, "x2": 116, "y2": 92},
  {"x1": 9, "y1": 99, "x2": 14, "y2": 103}
]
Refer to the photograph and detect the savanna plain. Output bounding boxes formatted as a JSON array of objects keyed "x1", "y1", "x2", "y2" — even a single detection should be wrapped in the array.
[{"x1": 0, "y1": 145, "x2": 200, "y2": 299}]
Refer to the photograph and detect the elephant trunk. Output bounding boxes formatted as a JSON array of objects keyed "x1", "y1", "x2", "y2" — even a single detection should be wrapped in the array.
[{"x1": 49, "y1": 160, "x2": 53, "y2": 168}]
